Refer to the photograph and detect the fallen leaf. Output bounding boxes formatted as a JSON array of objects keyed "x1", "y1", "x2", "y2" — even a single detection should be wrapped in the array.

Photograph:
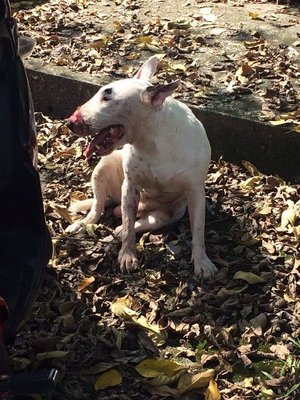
[
  {"x1": 248, "y1": 12, "x2": 262, "y2": 21},
  {"x1": 86, "y1": 223, "x2": 98, "y2": 238},
  {"x1": 242, "y1": 160, "x2": 262, "y2": 176},
  {"x1": 36, "y1": 351, "x2": 69, "y2": 360},
  {"x1": 144, "y1": 384, "x2": 179, "y2": 397},
  {"x1": 168, "y1": 61, "x2": 187, "y2": 72},
  {"x1": 281, "y1": 201, "x2": 296, "y2": 228},
  {"x1": 217, "y1": 286, "x2": 248, "y2": 300},
  {"x1": 261, "y1": 386, "x2": 276, "y2": 397},
  {"x1": 255, "y1": 205, "x2": 272, "y2": 215},
  {"x1": 78, "y1": 276, "x2": 95, "y2": 292},
  {"x1": 135, "y1": 359, "x2": 186, "y2": 378},
  {"x1": 240, "y1": 176, "x2": 262, "y2": 189},
  {"x1": 205, "y1": 380, "x2": 221, "y2": 400},
  {"x1": 94, "y1": 369, "x2": 122, "y2": 390},
  {"x1": 243, "y1": 377, "x2": 254, "y2": 388},
  {"x1": 249, "y1": 313, "x2": 267, "y2": 336},
  {"x1": 130, "y1": 312, "x2": 168, "y2": 346},
  {"x1": 270, "y1": 344, "x2": 290, "y2": 360},
  {"x1": 178, "y1": 369, "x2": 215, "y2": 394},
  {"x1": 233, "y1": 271, "x2": 266, "y2": 284},
  {"x1": 70, "y1": 191, "x2": 88, "y2": 202},
  {"x1": 111, "y1": 298, "x2": 167, "y2": 345},
  {"x1": 113, "y1": 20, "x2": 123, "y2": 32},
  {"x1": 49, "y1": 202, "x2": 73, "y2": 223},
  {"x1": 269, "y1": 119, "x2": 292, "y2": 126},
  {"x1": 11, "y1": 357, "x2": 32, "y2": 370},
  {"x1": 110, "y1": 295, "x2": 135, "y2": 317}
]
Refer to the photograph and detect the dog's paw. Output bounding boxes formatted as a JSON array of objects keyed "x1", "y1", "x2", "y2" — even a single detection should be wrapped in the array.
[
  {"x1": 193, "y1": 256, "x2": 218, "y2": 280},
  {"x1": 65, "y1": 220, "x2": 86, "y2": 234},
  {"x1": 118, "y1": 247, "x2": 139, "y2": 273}
]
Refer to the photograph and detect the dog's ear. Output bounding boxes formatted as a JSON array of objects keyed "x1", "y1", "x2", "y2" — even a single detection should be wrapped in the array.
[
  {"x1": 141, "y1": 80, "x2": 180, "y2": 106},
  {"x1": 134, "y1": 56, "x2": 158, "y2": 81}
]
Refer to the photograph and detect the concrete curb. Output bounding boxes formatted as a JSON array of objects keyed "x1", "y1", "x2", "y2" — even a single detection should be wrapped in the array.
[{"x1": 26, "y1": 66, "x2": 300, "y2": 183}]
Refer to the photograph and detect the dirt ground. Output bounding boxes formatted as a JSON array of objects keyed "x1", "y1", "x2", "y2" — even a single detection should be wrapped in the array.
[
  {"x1": 18, "y1": 0, "x2": 300, "y2": 123},
  {"x1": 7, "y1": 1, "x2": 300, "y2": 399}
]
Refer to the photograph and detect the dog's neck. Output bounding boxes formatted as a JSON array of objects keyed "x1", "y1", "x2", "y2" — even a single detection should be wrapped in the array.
[{"x1": 128, "y1": 98, "x2": 178, "y2": 148}]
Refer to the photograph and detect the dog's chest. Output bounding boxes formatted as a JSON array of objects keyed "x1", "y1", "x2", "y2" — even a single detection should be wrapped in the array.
[{"x1": 124, "y1": 149, "x2": 185, "y2": 196}]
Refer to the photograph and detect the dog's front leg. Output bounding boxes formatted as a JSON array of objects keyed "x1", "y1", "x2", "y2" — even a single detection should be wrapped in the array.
[
  {"x1": 118, "y1": 178, "x2": 140, "y2": 273},
  {"x1": 66, "y1": 164, "x2": 107, "y2": 234},
  {"x1": 186, "y1": 186, "x2": 218, "y2": 280}
]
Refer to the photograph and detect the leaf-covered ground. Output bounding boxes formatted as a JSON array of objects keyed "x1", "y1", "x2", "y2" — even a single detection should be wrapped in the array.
[
  {"x1": 8, "y1": 0, "x2": 300, "y2": 399},
  {"x1": 14, "y1": 0, "x2": 300, "y2": 126},
  {"x1": 9, "y1": 113, "x2": 300, "y2": 399}
]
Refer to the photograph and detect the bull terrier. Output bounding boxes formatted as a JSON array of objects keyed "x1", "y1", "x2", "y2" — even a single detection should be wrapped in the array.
[{"x1": 66, "y1": 56, "x2": 217, "y2": 280}]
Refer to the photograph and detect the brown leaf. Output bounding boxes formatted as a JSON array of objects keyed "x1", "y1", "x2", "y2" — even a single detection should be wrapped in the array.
[
  {"x1": 249, "y1": 313, "x2": 267, "y2": 336},
  {"x1": 178, "y1": 369, "x2": 215, "y2": 394},
  {"x1": 233, "y1": 271, "x2": 267, "y2": 284},
  {"x1": 270, "y1": 344, "x2": 290, "y2": 360},
  {"x1": 78, "y1": 276, "x2": 95, "y2": 292}
]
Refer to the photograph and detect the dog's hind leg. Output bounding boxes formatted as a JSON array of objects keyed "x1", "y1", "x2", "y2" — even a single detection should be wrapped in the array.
[
  {"x1": 134, "y1": 208, "x2": 183, "y2": 233},
  {"x1": 115, "y1": 204, "x2": 186, "y2": 235}
]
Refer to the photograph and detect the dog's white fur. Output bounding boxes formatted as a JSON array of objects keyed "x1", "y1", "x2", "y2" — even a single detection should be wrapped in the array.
[{"x1": 66, "y1": 56, "x2": 217, "y2": 279}]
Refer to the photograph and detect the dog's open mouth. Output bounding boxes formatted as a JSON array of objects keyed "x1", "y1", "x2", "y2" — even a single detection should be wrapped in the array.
[{"x1": 85, "y1": 125, "x2": 125, "y2": 159}]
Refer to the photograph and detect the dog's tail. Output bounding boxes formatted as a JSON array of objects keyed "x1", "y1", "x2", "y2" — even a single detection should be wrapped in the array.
[{"x1": 69, "y1": 199, "x2": 93, "y2": 213}]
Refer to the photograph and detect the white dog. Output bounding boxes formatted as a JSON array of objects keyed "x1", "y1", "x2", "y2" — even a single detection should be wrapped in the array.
[{"x1": 66, "y1": 56, "x2": 217, "y2": 280}]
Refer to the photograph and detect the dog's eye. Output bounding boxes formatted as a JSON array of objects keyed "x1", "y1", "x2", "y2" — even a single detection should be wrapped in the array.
[{"x1": 102, "y1": 87, "x2": 112, "y2": 101}]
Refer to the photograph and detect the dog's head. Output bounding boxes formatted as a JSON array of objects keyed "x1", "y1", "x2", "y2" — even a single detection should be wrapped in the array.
[{"x1": 66, "y1": 56, "x2": 180, "y2": 159}]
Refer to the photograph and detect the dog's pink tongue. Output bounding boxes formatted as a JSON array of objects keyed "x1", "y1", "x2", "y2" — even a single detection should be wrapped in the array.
[
  {"x1": 85, "y1": 143, "x2": 95, "y2": 160},
  {"x1": 85, "y1": 134, "x2": 104, "y2": 159}
]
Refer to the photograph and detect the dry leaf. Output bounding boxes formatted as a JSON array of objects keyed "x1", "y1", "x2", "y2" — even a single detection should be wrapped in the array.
[
  {"x1": 129, "y1": 312, "x2": 168, "y2": 346},
  {"x1": 270, "y1": 344, "x2": 290, "y2": 360},
  {"x1": 256, "y1": 206, "x2": 272, "y2": 215},
  {"x1": 110, "y1": 295, "x2": 135, "y2": 317},
  {"x1": 242, "y1": 160, "x2": 262, "y2": 176},
  {"x1": 36, "y1": 351, "x2": 69, "y2": 361},
  {"x1": 281, "y1": 201, "x2": 296, "y2": 228},
  {"x1": 293, "y1": 225, "x2": 300, "y2": 240},
  {"x1": 78, "y1": 276, "x2": 95, "y2": 292},
  {"x1": 94, "y1": 369, "x2": 122, "y2": 390},
  {"x1": 113, "y1": 20, "x2": 123, "y2": 32},
  {"x1": 49, "y1": 202, "x2": 73, "y2": 223},
  {"x1": 205, "y1": 380, "x2": 221, "y2": 400},
  {"x1": 217, "y1": 286, "x2": 248, "y2": 299},
  {"x1": 135, "y1": 359, "x2": 186, "y2": 378},
  {"x1": 233, "y1": 271, "x2": 266, "y2": 284},
  {"x1": 249, "y1": 313, "x2": 267, "y2": 336},
  {"x1": 269, "y1": 119, "x2": 292, "y2": 126},
  {"x1": 178, "y1": 369, "x2": 215, "y2": 394},
  {"x1": 168, "y1": 61, "x2": 187, "y2": 72},
  {"x1": 248, "y1": 12, "x2": 262, "y2": 20},
  {"x1": 111, "y1": 298, "x2": 167, "y2": 345},
  {"x1": 90, "y1": 35, "x2": 109, "y2": 49},
  {"x1": 243, "y1": 377, "x2": 254, "y2": 388},
  {"x1": 148, "y1": 370, "x2": 185, "y2": 387},
  {"x1": 240, "y1": 176, "x2": 262, "y2": 189},
  {"x1": 144, "y1": 384, "x2": 179, "y2": 397},
  {"x1": 70, "y1": 191, "x2": 88, "y2": 202}
]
